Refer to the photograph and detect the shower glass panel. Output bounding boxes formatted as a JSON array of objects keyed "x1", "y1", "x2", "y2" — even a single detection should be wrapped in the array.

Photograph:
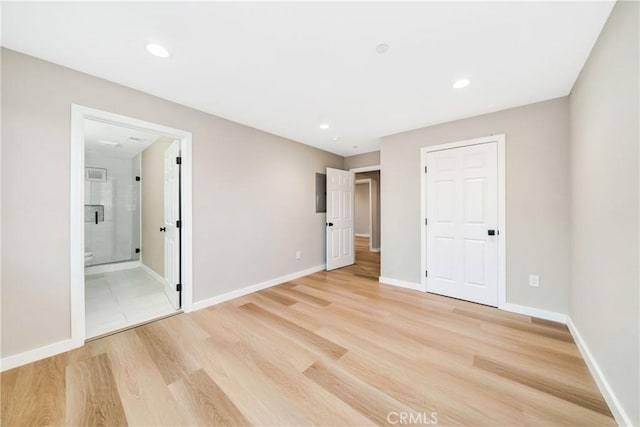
[{"x1": 84, "y1": 152, "x2": 141, "y2": 266}]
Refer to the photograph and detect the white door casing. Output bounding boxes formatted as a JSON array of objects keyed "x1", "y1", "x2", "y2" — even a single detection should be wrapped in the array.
[
  {"x1": 326, "y1": 168, "x2": 355, "y2": 271},
  {"x1": 70, "y1": 104, "x2": 192, "y2": 356},
  {"x1": 164, "y1": 140, "x2": 181, "y2": 309},
  {"x1": 425, "y1": 141, "x2": 499, "y2": 306}
]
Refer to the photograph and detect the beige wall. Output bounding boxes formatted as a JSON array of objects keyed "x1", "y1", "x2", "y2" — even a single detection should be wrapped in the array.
[
  {"x1": 1, "y1": 48, "x2": 343, "y2": 358},
  {"x1": 345, "y1": 151, "x2": 380, "y2": 170},
  {"x1": 381, "y1": 97, "x2": 570, "y2": 313},
  {"x1": 569, "y1": 1, "x2": 639, "y2": 424},
  {"x1": 354, "y1": 183, "x2": 370, "y2": 236},
  {"x1": 141, "y1": 137, "x2": 173, "y2": 277}
]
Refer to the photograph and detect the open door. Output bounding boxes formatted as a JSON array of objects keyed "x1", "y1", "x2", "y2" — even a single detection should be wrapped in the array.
[
  {"x1": 326, "y1": 168, "x2": 355, "y2": 270},
  {"x1": 163, "y1": 140, "x2": 181, "y2": 309}
]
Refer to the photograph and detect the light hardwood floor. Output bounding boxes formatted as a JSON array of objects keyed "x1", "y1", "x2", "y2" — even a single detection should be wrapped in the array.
[{"x1": 1, "y1": 240, "x2": 614, "y2": 426}]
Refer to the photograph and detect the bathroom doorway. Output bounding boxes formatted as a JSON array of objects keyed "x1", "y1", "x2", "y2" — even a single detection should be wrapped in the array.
[{"x1": 71, "y1": 105, "x2": 193, "y2": 342}]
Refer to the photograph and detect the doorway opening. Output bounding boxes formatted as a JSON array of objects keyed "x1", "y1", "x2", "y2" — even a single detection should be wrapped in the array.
[
  {"x1": 71, "y1": 105, "x2": 192, "y2": 344},
  {"x1": 352, "y1": 166, "x2": 381, "y2": 280}
]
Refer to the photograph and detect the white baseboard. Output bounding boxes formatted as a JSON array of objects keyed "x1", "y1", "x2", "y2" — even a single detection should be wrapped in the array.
[
  {"x1": 140, "y1": 263, "x2": 174, "y2": 305},
  {"x1": 1, "y1": 339, "x2": 78, "y2": 372},
  {"x1": 85, "y1": 260, "x2": 140, "y2": 274},
  {"x1": 379, "y1": 276, "x2": 425, "y2": 292},
  {"x1": 499, "y1": 302, "x2": 568, "y2": 323},
  {"x1": 140, "y1": 263, "x2": 167, "y2": 284},
  {"x1": 190, "y1": 264, "x2": 326, "y2": 312},
  {"x1": 371, "y1": 247, "x2": 381, "y2": 253},
  {"x1": 567, "y1": 317, "x2": 632, "y2": 427},
  {"x1": 355, "y1": 233, "x2": 370, "y2": 238},
  {"x1": 2, "y1": 265, "x2": 327, "y2": 371}
]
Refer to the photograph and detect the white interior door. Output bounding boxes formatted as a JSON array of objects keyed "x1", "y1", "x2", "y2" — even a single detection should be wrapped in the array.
[
  {"x1": 164, "y1": 140, "x2": 181, "y2": 309},
  {"x1": 326, "y1": 168, "x2": 355, "y2": 271},
  {"x1": 426, "y1": 142, "x2": 498, "y2": 306}
]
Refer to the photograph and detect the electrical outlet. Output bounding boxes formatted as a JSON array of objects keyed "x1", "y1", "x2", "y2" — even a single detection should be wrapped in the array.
[
  {"x1": 529, "y1": 274, "x2": 540, "y2": 287},
  {"x1": 295, "y1": 250, "x2": 301, "y2": 260}
]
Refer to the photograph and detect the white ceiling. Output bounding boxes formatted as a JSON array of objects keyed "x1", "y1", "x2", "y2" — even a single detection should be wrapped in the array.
[
  {"x1": 2, "y1": 2, "x2": 613, "y2": 156},
  {"x1": 84, "y1": 119, "x2": 162, "y2": 158}
]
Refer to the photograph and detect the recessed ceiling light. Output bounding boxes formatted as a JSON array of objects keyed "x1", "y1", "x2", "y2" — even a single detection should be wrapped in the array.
[
  {"x1": 319, "y1": 123, "x2": 330, "y2": 130},
  {"x1": 146, "y1": 43, "x2": 170, "y2": 58},
  {"x1": 376, "y1": 43, "x2": 390, "y2": 54},
  {"x1": 353, "y1": 145, "x2": 359, "y2": 149},
  {"x1": 453, "y1": 79, "x2": 471, "y2": 89},
  {"x1": 98, "y1": 140, "x2": 120, "y2": 147}
]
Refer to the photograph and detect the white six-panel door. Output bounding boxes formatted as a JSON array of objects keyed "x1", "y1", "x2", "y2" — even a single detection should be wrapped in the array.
[
  {"x1": 164, "y1": 140, "x2": 181, "y2": 309},
  {"x1": 326, "y1": 168, "x2": 355, "y2": 271},
  {"x1": 426, "y1": 142, "x2": 498, "y2": 306}
]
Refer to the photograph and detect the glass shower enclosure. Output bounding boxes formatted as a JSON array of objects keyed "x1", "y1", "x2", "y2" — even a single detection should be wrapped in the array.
[{"x1": 84, "y1": 151, "x2": 141, "y2": 267}]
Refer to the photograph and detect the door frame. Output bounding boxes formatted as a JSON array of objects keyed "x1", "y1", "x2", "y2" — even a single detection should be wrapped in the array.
[
  {"x1": 354, "y1": 179, "x2": 373, "y2": 251},
  {"x1": 349, "y1": 165, "x2": 381, "y2": 254},
  {"x1": 419, "y1": 134, "x2": 506, "y2": 308},
  {"x1": 70, "y1": 104, "x2": 193, "y2": 347}
]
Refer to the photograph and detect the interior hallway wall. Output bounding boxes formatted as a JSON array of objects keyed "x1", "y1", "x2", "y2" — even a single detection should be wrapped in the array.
[
  {"x1": 141, "y1": 137, "x2": 173, "y2": 278},
  {"x1": 1, "y1": 48, "x2": 343, "y2": 358},
  {"x1": 380, "y1": 97, "x2": 570, "y2": 313},
  {"x1": 345, "y1": 151, "x2": 380, "y2": 170},
  {"x1": 568, "y1": 1, "x2": 639, "y2": 424},
  {"x1": 354, "y1": 183, "x2": 370, "y2": 237}
]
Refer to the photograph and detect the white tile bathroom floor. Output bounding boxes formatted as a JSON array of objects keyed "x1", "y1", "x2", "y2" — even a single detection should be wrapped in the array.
[{"x1": 85, "y1": 267, "x2": 177, "y2": 338}]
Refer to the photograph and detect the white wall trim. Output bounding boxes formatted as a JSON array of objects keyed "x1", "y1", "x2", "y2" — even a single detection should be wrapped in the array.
[
  {"x1": 190, "y1": 264, "x2": 326, "y2": 312},
  {"x1": 420, "y1": 134, "x2": 506, "y2": 308},
  {"x1": 500, "y1": 302, "x2": 567, "y2": 323},
  {"x1": 349, "y1": 164, "x2": 380, "y2": 173},
  {"x1": 70, "y1": 104, "x2": 194, "y2": 346},
  {"x1": 85, "y1": 260, "x2": 140, "y2": 275},
  {"x1": 1, "y1": 339, "x2": 77, "y2": 372},
  {"x1": 140, "y1": 262, "x2": 168, "y2": 284},
  {"x1": 1, "y1": 263, "x2": 324, "y2": 371},
  {"x1": 567, "y1": 317, "x2": 633, "y2": 427},
  {"x1": 379, "y1": 276, "x2": 426, "y2": 292}
]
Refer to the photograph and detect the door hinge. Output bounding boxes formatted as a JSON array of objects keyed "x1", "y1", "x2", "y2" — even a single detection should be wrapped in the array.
[
  {"x1": 176, "y1": 220, "x2": 181, "y2": 228},
  {"x1": 135, "y1": 176, "x2": 141, "y2": 181},
  {"x1": 425, "y1": 218, "x2": 428, "y2": 225},
  {"x1": 176, "y1": 283, "x2": 182, "y2": 292},
  {"x1": 176, "y1": 156, "x2": 182, "y2": 165},
  {"x1": 425, "y1": 270, "x2": 428, "y2": 277},
  {"x1": 424, "y1": 166, "x2": 428, "y2": 173},
  {"x1": 135, "y1": 248, "x2": 140, "y2": 254}
]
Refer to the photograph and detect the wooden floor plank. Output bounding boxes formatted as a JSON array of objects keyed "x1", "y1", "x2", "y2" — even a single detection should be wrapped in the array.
[
  {"x1": 169, "y1": 368, "x2": 251, "y2": 426},
  {"x1": 473, "y1": 355, "x2": 611, "y2": 416},
  {"x1": 65, "y1": 353, "x2": 127, "y2": 426},
  {"x1": 1, "y1": 237, "x2": 615, "y2": 426},
  {"x1": 0, "y1": 356, "x2": 66, "y2": 426},
  {"x1": 239, "y1": 302, "x2": 347, "y2": 359},
  {"x1": 102, "y1": 330, "x2": 185, "y2": 426},
  {"x1": 303, "y1": 360, "x2": 411, "y2": 426},
  {"x1": 134, "y1": 321, "x2": 200, "y2": 385}
]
